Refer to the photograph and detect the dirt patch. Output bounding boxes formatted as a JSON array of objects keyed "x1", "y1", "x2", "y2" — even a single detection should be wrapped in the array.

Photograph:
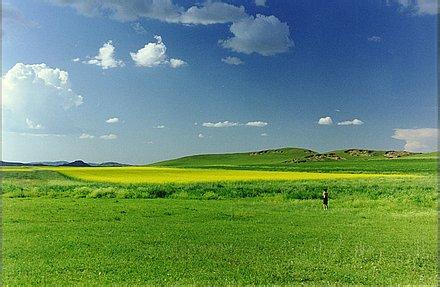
[{"x1": 384, "y1": 151, "x2": 418, "y2": 158}]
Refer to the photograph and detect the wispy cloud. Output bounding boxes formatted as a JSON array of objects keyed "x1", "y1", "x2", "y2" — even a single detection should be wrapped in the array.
[
  {"x1": 246, "y1": 121, "x2": 268, "y2": 127},
  {"x1": 337, "y1": 119, "x2": 364, "y2": 126},
  {"x1": 367, "y1": 36, "x2": 382, "y2": 42},
  {"x1": 154, "y1": 125, "x2": 165, "y2": 129},
  {"x1": 222, "y1": 56, "x2": 244, "y2": 65},
  {"x1": 203, "y1": 121, "x2": 239, "y2": 128},
  {"x1": 79, "y1": 133, "x2": 95, "y2": 139},
  {"x1": 198, "y1": 133, "x2": 204, "y2": 138},
  {"x1": 255, "y1": 0, "x2": 267, "y2": 6},
  {"x1": 26, "y1": 118, "x2": 43, "y2": 130},
  {"x1": 100, "y1": 134, "x2": 117, "y2": 140},
  {"x1": 261, "y1": 133, "x2": 268, "y2": 137},
  {"x1": 131, "y1": 22, "x2": 147, "y2": 34}
]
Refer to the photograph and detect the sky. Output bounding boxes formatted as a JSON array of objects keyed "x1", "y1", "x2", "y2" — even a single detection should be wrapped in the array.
[{"x1": 2, "y1": 0, "x2": 438, "y2": 164}]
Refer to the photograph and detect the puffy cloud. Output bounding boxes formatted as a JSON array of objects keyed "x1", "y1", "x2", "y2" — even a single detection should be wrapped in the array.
[
  {"x1": 198, "y1": 133, "x2": 204, "y2": 138},
  {"x1": 169, "y1": 58, "x2": 187, "y2": 68},
  {"x1": 337, "y1": 119, "x2": 364, "y2": 126},
  {"x1": 2, "y1": 63, "x2": 83, "y2": 133},
  {"x1": 25, "y1": 118, "x2": 43, "y2": 130},
  {"x1": 220, "y1": 14, "x2": 293, "y2": 56},
  {"x1": 367, "y1": 36, "x2": 382, "y2": 42},
  {"x1": 392, "y1": 128, "x2": 438, "y2": 152},
  {"x1": 395, "y1": 0, "x2": 438, "y2": 15},
  {"x1": 180, "y1": 2, "x2": 246, "y2": 25},
  {"x1": 221, "y1": 56, "x2": 244, "y2": 65},
  {"x1": 79, "y1": 133, "x2": 95, "y2": 139},
  {"x1": 130, "y1": 35, "x2": 186, "y2": 68},
  {"x1": 100, "y1": 133, "x2": 117, "y2": 140},
  {"x1": 154, "y1": 125, "x2": 165, "y2": 129},
  {"x1": 246, "y1": 121, "x2": 268, "y2": 127},
  {"x1": 85, "y1": 41, "x2": 124, "y2": 69},
  {"x1": 255, "y1": 0, "x2": 267, "y2": 6},
  {"x1": 106, "y1": 117, "x2": 119, "y2": 123},
  {"x1": 318, "y1": 117, "x2": 333, "y2": 125},
  {"x1": 203, "y1": 121, "x2": 239, "y2": 128}
]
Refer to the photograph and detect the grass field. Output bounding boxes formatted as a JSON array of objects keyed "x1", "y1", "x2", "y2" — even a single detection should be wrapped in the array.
[{"x1": 2, "y1": 151, "x2": 438, "y2": 285}]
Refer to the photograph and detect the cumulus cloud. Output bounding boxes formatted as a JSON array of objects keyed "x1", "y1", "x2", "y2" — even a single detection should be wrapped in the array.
[
  {"x1": 337, "y1": 119, "x2": 364, "y2": 126},
  {"x1": 85, "y1": 41, "x2": 124, "y2": 69},
  {"x1": 169, "y1": 58, "x2": 187, "y2": 68},
  {"x1": 392, "y1": 128, "x2": 438, "y2": 152},
  {"x1": 180, "y1": 2, "x2": 246, "y2": 25},
  {"x1": 130, "y1": 35, "x2": 186, "y2": 68},
  {"x1": 198, "y1": 133, "x2": 204, "y2": 138},
  {"x1": 367, "y1": 36, "x2": 382, "y2": 42},
  {"x1": 100, "y1": 133, "x2": 117, "y2": 140},
  {"x1": 318, "y1": 117, "x2": 333, "y2": 125},
  {"x1": 203, "y1": 121, "x2": 239, "y2": 128},
  {"x1": 79, "y1": 133, "x2": 95, "y2": 139},
  {"x1": 246, "y1": 121, "x2": 268, "y2": 127},
  {"x1": 2, "y1": 63, "x2": 83, "y2": 133},
  {"x1": 220, "y1": 14, "x2": 293, "y2": 56},
  {"x1": 394, "y1": 0, "x2": 438, "y2": 15},
  {"x1": 221, "y1": 56, "x2": 244, "y2": 65},
  {"x1": 26, "y1": 118, "x2": 43, "y2": 130},
  {"x1": 106, "y1": 117, "x2": 119, "y2": 123}
]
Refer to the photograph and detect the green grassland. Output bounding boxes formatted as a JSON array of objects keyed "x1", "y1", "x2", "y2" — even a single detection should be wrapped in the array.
[
  {"x1": 2, "y1": 149, "x2": 438, "y2": 285},
  {"x1": 153, "y1": 147, "x2": 438, "y2": 174}
]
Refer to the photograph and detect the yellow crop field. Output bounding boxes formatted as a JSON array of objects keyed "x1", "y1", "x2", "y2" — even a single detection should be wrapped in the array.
[{"x1": 48, "y1": 167, "x2": 411, "y2": 184}]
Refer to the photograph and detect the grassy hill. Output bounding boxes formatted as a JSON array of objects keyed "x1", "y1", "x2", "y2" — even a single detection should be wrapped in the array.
[{"x1": 153, "y1": 147, "x2": 438, "y2": 174}]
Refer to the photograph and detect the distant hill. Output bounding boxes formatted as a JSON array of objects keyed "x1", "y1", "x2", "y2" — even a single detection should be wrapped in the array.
[
  {"x1": 152, "y1": 147, "x2": 437, "y2": 169},
  {"x1": 1, "y1": 160, "x2": 129, "y2": 167},
  {"x1": 61, "y1": 160, "x2": 91, "y2": 167}
]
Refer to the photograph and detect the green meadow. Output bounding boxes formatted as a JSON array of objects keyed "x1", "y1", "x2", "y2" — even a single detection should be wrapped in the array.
[{"x1": 2, "y1": 148, "x2": 438, "y2": 285}]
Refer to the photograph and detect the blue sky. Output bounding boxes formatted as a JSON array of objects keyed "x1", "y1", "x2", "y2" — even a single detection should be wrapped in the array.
[{"x1": 2, "y1": 0, "x2": 437, "y2": 164}]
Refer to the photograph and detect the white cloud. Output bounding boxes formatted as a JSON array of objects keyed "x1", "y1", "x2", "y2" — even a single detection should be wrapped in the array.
[
  {"x1": 180, "y1": 2, "x2": 246, "y2": 25},
  {"x1": 26, "y1": 118, "x2": 43, "y2": 130},
  {"x1": 100, "y1": 133, "x2": 117, "y2": 140},
  {"x1": 169, "y1": 58, "x2": 187, "y2": 68},
  {"x1": 48, "y1": 0, "x2": 248, "y2": 25},
  {"x1": 367, "y1": 36, "x2": 382, "y2": 42},
  {"x1": 131, "y1": 22, "x2": 147, "y2": 34},
  {"x1": 106, "y1": 117, "x2": 119, "y2": 123},
  {"x1": 79, "y1": 133, "x2": 95, "y2": 139},
  {"x1": 337, "y1": 119, "x2": 364, "y2": 126},
  {"x1": 203, "y1": 121, "x2": 239, "y2": 128},
  {"x1": 261, "y1": 133, "x2": 268, "y2": 137},
  {"x1": 72, "y1": 57, "x2": 80, "y2": 62},
  {"x1": 130, "y1": 35, "x2": 186, "y2": 68},
  {"x1": 86, "y1": 41, "x2": 124, "y2": 69},
  {"x1": 2, "y1": 63, "x2": 83, "y2": 133},
  {"x1": 318, "y1": 117, "x2": 333, "y2": 125},
  {"x1": 246, "y1": 121, "x2": 268, "y2": 127},
  {"x1": 220, "y1": 14, "x2": 293, "y2": 56},
  {"x1": 154, "y1": 125, "x2": 165, "y2": 129},
  {"x1": 395, "y1": 0, "x2": 438, "y2": 15},
  {"x1": 255, "y1": 0, "x2": 267, "y2": 6},
  {"x1": 221, "y1": 56, "x2": 244, "y2": 65},
  {"x1": 198, "y1": 133, "x2": 204, "y2": 138},
  {"x1": 392, "y1": 128, "x2": 438, "y2": 152}
]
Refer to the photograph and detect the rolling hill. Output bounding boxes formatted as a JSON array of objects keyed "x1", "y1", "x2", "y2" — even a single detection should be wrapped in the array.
[{"x1": 152, "y1": 147, "x2": 438, "y2": 173}]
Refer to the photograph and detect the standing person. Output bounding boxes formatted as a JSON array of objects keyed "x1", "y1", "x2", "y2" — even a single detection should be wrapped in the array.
[{"x1": 323, "y1": 188, "x2": 329, "y2": 210}]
